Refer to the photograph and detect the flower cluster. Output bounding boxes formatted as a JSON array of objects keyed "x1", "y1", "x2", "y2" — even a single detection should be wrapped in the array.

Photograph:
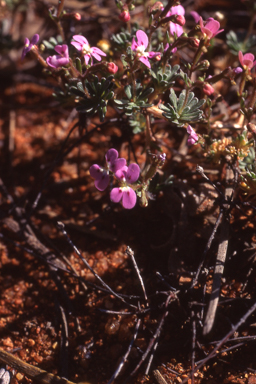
[{"x1": 89, "y1": 149, "x2": 140, "y2": 209}]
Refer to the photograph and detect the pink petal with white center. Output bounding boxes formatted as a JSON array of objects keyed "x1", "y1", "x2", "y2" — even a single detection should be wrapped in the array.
[
  {"x1": 148, "y1": 51, "x2": 161, "y2": 58},
  {"x1": 115, "y1": 166, "x2": 128, "y2": 180},
  {"x1": 73, "y1": 35, "x2": 89, "y2": 46},
  {"x1": 139, "y1": 56, "x2": 151, "y2": 68},
  {"x1": 122, "y1": 187, "x2": 137, "y2": 209},
  {"x1": 110, "y1": 187, "x2": 123, "y2": 203},
  {"x1": 126, "y1": 163, "x2": 140, "y2": 183},
  {"x1": 136, "y1": 30, "x2": 148, "y2": 48}
]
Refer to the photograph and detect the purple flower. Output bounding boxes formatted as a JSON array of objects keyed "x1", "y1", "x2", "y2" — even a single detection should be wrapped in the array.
[
  {"x1": 131, "y1": 30, "x2": 160, "y2": 69},
  {"x1": 71, "y1": 35, "x2": 106, "y2": 65},
  {"x1": 89, "y1": 148, "x2": 126, "y2": 191},
  {"x1": 199, "y1": 17, "x2": 224, "y2": 40},
  {"x1": 167, "y1": 5, "x2": 185, "y2": 37},
  {"x1": 21, "y1": 34, "x2": 39, "y2": 60},
  {"x1": 46, "y1": 44, "x2": 69, "y2": 68},
  {"x1": 110, "y1": 163, "x2": 140, "y2": 209},
  {"x1": 187, "y1": 125, "x2": 198, "y2": 146}
]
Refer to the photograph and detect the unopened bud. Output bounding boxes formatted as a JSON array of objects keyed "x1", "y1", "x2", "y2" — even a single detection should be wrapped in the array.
[
  {"x1": 149, "y1": 1, "x2": 164, "y2": 14},
  {"x1": 119, "y1": 10, "x2": 130, "y2": 22},
  {"x1": 203, "y1": 83, "x2": 215, "y2": 95},
  {"x1": 175, "y1": 14, "x2": 185, "y2": 26},
  {"x1": 62, "y1": 12, "x2": 81, "y2": 20},
  {"x1": 107, "y1": 62, "x2": 118, "y2": 74},
  {"x1": 189, "y1": 37, "x2": 200, "y2": 48},
  {"x1": 154, "y1": 54, "x2": 161, "y2": 61}
]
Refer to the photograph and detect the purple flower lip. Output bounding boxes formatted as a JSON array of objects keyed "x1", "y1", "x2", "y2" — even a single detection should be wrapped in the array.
[
  {"x1": 165, "y1": 5, "x2": 185, "y2": 37},
  {"x1": 71, "y1": 35, "x2": 106, "y2": 65},
  {"x1": 110, "y1": 163, "x2": 140, "y2": 209},
  {"x1": 89, "y1": 148, "x2": 126, "y2": 191},
  {"x1": 21, "y1": 34, "x2": 39, "y2": 60},
  {"x1": 46, "y1": 44, "x2": 69, "y2": 68},
  {"x1": 131, "y1": 30, "x2": 160, "y2": 68}
]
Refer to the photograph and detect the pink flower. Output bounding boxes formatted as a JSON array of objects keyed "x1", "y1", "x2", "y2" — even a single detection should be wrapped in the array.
[
  {"x1": 107, "y1": 62, "x2": 118, "y2": 74},
  {"x1": 238, "y1": 51, "x2": 256, "y2": 70},
  {"x1": 203, "y1": 83, "x2": 214, "y2": 95},
  {"x1": 110, "y1": 163, "x2": 140, "y2": 209},
  {"x1": 119, "y1": 10, "x2": 130, "y2": 22},
  {"x1": 187, "y1": 125, "x2": 198, "y2": 146},
  {"x1": 131, "y1": 30, "x2": 160, "y2": 69},
  {"x1": 167, "y1": 5, "x2": 185, "y2": 37},
  {"x1": 199, "y1": 17, "x2": 224, "y2": 40},
  {"x1": 46, "y1": 44, "x2": 69, "y2": 68},
  {"x1": 22, "y1": 34, "x2": 39, "y2": 60},
  {"x1": 90, "y1": 149, "x2": 126, "y2": 191},
  {"x1": 71, "y1": 35, "x2": 106, "y2": 65}
]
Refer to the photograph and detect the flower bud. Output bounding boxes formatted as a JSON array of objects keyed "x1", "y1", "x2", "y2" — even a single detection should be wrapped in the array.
[
  {"x1": 203, "y1": 83, "x2": 214, "y2": 95},
  {"x1": 189, "y1": 38, "x2": 200, "y2": 48},
  {"x1": 149, "y1": 2, "x2": 164, "y2": 14},
  {"x1": 175, "y1": 15, "x2": 186, "y2": 26},
  {"x1": 107, "y1": 62, "x2": 118, "y2": 74},
  {"x1": 119, "y1": 10, "x2": 130, "y2": 22}
]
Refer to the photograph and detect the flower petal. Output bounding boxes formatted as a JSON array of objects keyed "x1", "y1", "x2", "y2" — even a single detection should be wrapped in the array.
[
  {"x1": 131, "y1": 37, "x2": 138, "y2": 51},
  {"x1": 205, "y1": 19, "x2": 220, "y2": 35},
  {"x1": 169, "y1": 22, "x2": 183, "y2": 37},
  {"x1": 190, "y1": 11, "x2": 200, "y2": 23},
  {"x1": 95, "y1": 173, "x2": 109, "y2": 191},
  {"x1": 126, "y1": 163, "x2": 140, "y2": 183},
  {"x1": 115, "y1": 166, "x2": 128, "y2": 180},
  {"x1": 84, "y1": 54, "x2": 91, "y2": 65},
  {"x1": 106, "y1": 148, "x2": 118, "y2": 164},
  {"x1": 92, "y1": 47, "x2": 107, "y2": 57},
  {"x1": 73, "y1": 35, "x2": 88, "y2": 45},
  {"x1": 89, "y1": 164, "x2": 103, "y2": 180},
  {"x1": 55, "y1": 44, "x2": 69, "y2": 57},
  {"x1": 170, "y1": 5, "x2": 185, "y2": 16},
  {"x1": 139, "y1": 56, "x2": 151, "y2": 68},
  {"x1": 136, "y1": 30, "x2": 148, "y2": 48},
  {"x1": 91, "y1": 52, "x2": 103, "y2": 61},
  {"x1": 31, "y1": 34, "x2": 39, "y2": 45},
  {"x1": 110, "y1": 187, "x2": 123, "y2": 203},
  {"x1": 111, "y1": 158, "x2": 127, "y2": 173},
  {"x1": 238, "y1": 51, "x2": 244, "y2": 67},
  {"x1": 71, "y1": 42, "x2": 83, "y2": 51},
  {"x1": 122, "y1": 188, "x2": 137, "y2": 209}
]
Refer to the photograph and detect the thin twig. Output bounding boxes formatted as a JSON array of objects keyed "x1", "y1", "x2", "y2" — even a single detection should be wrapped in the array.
[
  {"x1": 203, "y1": 166, "x2": 234, "y2": 335},
  {"x1": 126, "y1": 246, "x2": 148, "y2": 302},
  {"x1": 107, "y1": 319, "x2": 141, "y2": 384},
  {"x1": 57, "y1": 222, "x2": 137, "y2": 309}
]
